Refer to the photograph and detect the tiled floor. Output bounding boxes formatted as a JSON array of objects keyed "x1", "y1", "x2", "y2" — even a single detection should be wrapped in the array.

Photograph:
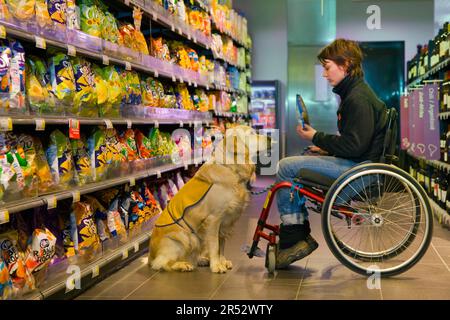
[{"x1": 77, "y1": 176, "x2": 450, "y2": 300}]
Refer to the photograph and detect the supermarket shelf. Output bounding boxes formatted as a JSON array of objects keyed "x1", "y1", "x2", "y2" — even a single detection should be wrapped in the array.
[
  {"x1": 406, "y1": 56, "x2": 450, "y2": 88},
  {"x1": 0, "y1": 111, "x2": 213, "y2": 128},
  {"x1": 0, "y1": 19, "x2": 213, "y2": 89},
  {"x1": 212, "y1": 52, "x2": 246, "y2": 71},
  {"x1": 439, "y1": 111, "x2": 450, "y2": 120},
  {"x1": 212, "y1": 83, "x2": 246, "y2": 95},
  {"x1": 25, "y1": 225, "x2": 154, "y2": 300},
  {"x1": 430, "y1": 197, "x2": 450, "y2": 228},
  {"x1": 213, "y1": 111, "x2": 249, "y2": 119},
  {"x1": 121, "y1": 0, "x2": 212, "y2": 50},
  {"x1": 407, "y1": 152, "x2": 450, "y2": 171},
  {"x1": 211, "y1": 20, "x2": 250, "y2": 50},
  {"x1": 0, "y1": 158, "x2": 204, "y2": 217}
]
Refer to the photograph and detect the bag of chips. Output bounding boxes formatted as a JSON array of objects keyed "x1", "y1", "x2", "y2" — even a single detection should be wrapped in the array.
[
  {"x1": 101, "y1": 11, "x2": 120, "y2": 43},
  {"x1": 134, "y1": 129, "x2": 153, "y2": 159},
  {"x1": 122, "y1": 70, "x2": 142, "y2": 106},
  {"x1": 71, "y1": 57, "x2": 97, "y2": 117},
  {"x1": 24, "y1": 228, "x2": 56, "y2": 273},
  {"x1": 48, "y1": 53, "x2": 76, "y2": 109},
  {"x1": 0, "y1": 257, "x2": 13, "y2": 300},
  {"x1": 0, "y1": 43, "x2": 12, "y2": 112},
  {"x1": 87, "y1": 127, "x2": 107, "y2": 182},
  {"x1": 71, "y1": 135, "x2": 92, "y2": 186},
  {"x1": 118, "y1": 129, "x2": 139, "y2": 162},
  {"x1": 46, "y1": 129, "x2": 75, "y2": 187},
  {"x1": 0, "y1": 231, "x2": 35, "y2": 290},
  {"x1": 32, "y1": 137, "x2": 54, "y2": 193},
  {"x1": 47, "y1": 0, "x2": 66, "y2": 24},
  {"x1": 79, "y1": 2, "x2": 103, "y2": 37},
  {"x1": 71, "y1": 201, "x2": 100, "y2": 258},
  {"x1": 4, "y1": 0, "x2": 35, "y2": 20}
]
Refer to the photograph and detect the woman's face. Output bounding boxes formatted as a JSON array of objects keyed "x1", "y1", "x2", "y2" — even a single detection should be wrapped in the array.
[{"x1": 322, "y1": 59, "x2": 347, "y2": 87}]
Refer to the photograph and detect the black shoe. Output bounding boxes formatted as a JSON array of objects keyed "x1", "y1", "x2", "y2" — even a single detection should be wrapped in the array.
[{"x1": 276, "y1": 235, "x2": 318, "y2": 269}]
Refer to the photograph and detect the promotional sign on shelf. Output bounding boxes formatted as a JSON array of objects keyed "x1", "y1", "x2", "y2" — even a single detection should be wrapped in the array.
[
  {"x1": 413, "y1": 88, "x2": 426, "y2": 158},
  {"x1": 400, "y1": 94, "x2": 411, "y2": 150},
  {"x1": 423, "y1": 83, "x2": 440, "y2": 160},
  {"x1": 409, "y1": 89, "x2": 418, "y2": 156}
]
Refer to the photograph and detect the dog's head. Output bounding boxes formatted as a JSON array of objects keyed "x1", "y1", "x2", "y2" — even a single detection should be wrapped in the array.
[{"x1": 212, "y1": 125, "x2": 269, "y2": 165}]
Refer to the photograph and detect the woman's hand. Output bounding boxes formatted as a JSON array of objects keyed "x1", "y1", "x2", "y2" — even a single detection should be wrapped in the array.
[{"x1": 296, "y1": 124, "x2": 317, "y2": 141}]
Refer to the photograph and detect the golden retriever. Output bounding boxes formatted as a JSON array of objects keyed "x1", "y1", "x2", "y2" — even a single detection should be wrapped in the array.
[{"x1": 148, "y1": 125, "x2": 269, "y2": 273}]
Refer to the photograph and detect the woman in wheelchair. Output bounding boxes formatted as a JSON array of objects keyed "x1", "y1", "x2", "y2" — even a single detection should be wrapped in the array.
[{"x1": 275, "y1": 39, "x2": 389, "y2": 269}]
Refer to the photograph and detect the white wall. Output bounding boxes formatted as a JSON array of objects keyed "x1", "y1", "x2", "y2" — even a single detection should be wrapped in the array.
[
  {"x1": 234, "y1": 0, "x2": 288, "y2": 157},
  {"x1": 336, "y1": 0, "x2": 435, "y2": 62}
]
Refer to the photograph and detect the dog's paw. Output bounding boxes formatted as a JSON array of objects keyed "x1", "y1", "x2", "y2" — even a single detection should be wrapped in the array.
[
  {"x1": 197, "y1": 256, "x2": 210, "y2": 267},
  {"x1": 210, "y1": 262, "x2": 228, "y2": 274},
  {"x1": 172, "y1": 262, "x2": 194, "y2": 272},
  {"x1": 221, "y1": 259, "x2": 233, "y2": 270}
]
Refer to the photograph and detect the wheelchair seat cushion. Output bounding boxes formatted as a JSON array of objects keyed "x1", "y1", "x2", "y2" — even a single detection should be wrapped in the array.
[{"x1": 297, "y1": 169, "x2": 336, "y2": 190}]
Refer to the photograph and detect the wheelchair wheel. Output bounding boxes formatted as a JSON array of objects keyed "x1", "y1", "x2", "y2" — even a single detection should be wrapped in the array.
[
  {"x1": 321, "y1": 163, "x2": 433, "y2": 277},
  {"x1": 265, "y1": 243, "x2": 277, "y2": 274}
]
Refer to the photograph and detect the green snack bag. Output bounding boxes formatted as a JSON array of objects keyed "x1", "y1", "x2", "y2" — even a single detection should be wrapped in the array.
[
  {"x1": 80, "y1": 2, "x2": 104, "y2": 38},
  {"x1": 71, "y1": 135, "x2": 92, "y2": 186},
  {"x1": 45, "y1": 129, "x2": 75, "y2": 187},
  {"x1": 48, "y1": 53, "x2": 76, "y2": 110},
  {"x1": 102, "y1": 11, "x2": 120, "y2": 43}
]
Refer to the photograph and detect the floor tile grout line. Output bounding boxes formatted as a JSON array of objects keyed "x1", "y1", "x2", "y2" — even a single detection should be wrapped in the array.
[
  {"x1": 295, "y1": 258, "x2": 309, "y2": 300},
  {"x1": 430, "y1": 242, "x2": 450, "y2": 273},
  {"x1": 208, "y1": 264, "x2": 240, "y2": 300},
  {"x1": 121, "y1": 270, "x2": 160, "y2": 300}
]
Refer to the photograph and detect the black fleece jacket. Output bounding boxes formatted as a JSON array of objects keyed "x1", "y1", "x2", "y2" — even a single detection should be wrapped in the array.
[{"x1": 312, "y1": 75, "x2": 387, "y2": 163}]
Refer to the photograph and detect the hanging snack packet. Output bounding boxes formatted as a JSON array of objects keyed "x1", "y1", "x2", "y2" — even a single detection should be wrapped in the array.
[
  {"x1": 141, "y1": 76, "x2": 160, "y2": 107},
  {"x1": 24, "y1": 228, "x2": 56, "y2": 273},
  {"x1": 46, "y1": 129, "x2": 74, "y2": 187},
  {"x1": 0, "y1": 231, "x2": 35, "y2": 290},
  {"x1": 47, "y1": 0, "x2": 66, "y2": 24},
  {"x1": 87, "y1": 127, "x2": 107, "y2": 182},
  {"x1": 71, "y1": 135, "x2": 92, "y2": 186},
  {"x1": 48, "y1": 53, "x2": 76, "y2": 109}
]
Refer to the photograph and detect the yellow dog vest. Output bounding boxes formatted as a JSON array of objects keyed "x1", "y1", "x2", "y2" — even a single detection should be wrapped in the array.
[{"x1": 155, "y1": 177, "x2": 213, "y2": 228}]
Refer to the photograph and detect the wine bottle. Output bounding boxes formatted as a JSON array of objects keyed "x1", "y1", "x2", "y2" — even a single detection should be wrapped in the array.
[
  {"x1": 434, "y1": 171, "x2": 441, "y2": 201},
  {"x1": 446, "y1": 130, "x2": 450, "y2": 164},
  {"x1": 431, "y1": 31, "x2": 441, "y2": 67},
  {"x1": 431, "y1": 169, "x2": 438, "y2": 200},
  {"x1": 439, "y1": 170, "x2": 448, "y2": 208},
  {"x1": 446, "y1": 173, "x2": 450, "y2": 212},
  {"x1": 441, "y1": 131, "x2": 447, "y2": 161},
  {"x1": 424, "y1": 164, "x2": 431, "y2": 195},
  {"x1": 440, "y1": 22, "x2": 449, "y2": 62},
  {"x1": 418, "y1": 163, "x2": 425, "y2": 189}
]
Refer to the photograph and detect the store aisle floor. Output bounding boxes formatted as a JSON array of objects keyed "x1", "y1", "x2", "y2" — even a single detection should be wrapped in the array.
[{"x1": 77, "y1": 176, "x2": 450, "y2": 300}]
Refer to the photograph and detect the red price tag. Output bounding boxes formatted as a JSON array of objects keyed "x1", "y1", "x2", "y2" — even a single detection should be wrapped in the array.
[{"x1": 69, "y1": 119, "x2": 80, "y2": 139}]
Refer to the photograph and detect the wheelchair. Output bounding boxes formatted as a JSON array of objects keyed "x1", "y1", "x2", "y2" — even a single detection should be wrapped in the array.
[{"x1": 247, "y1": 108, "x2": 434, "y2": 277}]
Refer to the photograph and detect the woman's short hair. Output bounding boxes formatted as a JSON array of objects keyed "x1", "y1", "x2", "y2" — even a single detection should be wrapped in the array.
[{"x1": 318, "y1": 39, "x2": 364, "y2": 78}]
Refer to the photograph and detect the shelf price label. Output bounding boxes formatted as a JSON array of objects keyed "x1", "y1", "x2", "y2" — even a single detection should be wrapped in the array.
[
  {"x1": 71, "y1": 190, "x2": 80, "y2": 203},
  {"x1": 124, "y1": 0, "x2": 130, "y2": 5},
  {"x1": 154, "y1": 120, "x2": 159, "y2": 128},
  {"x1": 129, "y1": 177, "x2": 135, "y2": 187},
  {"x1": 152, "y1": 12, "x2": 158, "y2": 21},
  {"x1": 46, "y1": 196, "x2": 57, "y2": 210},
  {"x1": 122, "y1": 249, "x2": 128, "y2": 260},
  {"x1": 0, "y1": 210, "x2": 9, "y2": 225},
  {"x1": 0, "y1": 25, "x2": 6, "y2": 39},
  {"x1": 67, "y1": 45, "x2": 76, "y2": 57},
  {"x1": 177, "y1": 27, "x2": 182, "y2": 35},
  {"x1": 184, "y1": 163, "x2": 188, "y2": 171},
  {"x1": 35, "y1": 118, "x2": 45, "y2": 131},
  {"x1": 179, "y1": 77, "x2": 184, "y2": 84},
  {"x1": 102, "y1": 55, "x2": 110, "y2": 65},
  {"x1": 134, "y1": 242, "x2": 139, "y2": 253},
  {"x1": 187, "y1": 34, "x2": 191, "y2": 40},
  {"x1": 104, "y1": 119, "x2": 113, "y2": 129},
  {"x1": 92, "y1": 265, "x2": 100, "y2": 278},
  {"x1": 125, "y1": 62, "x2": 132, "y2": 71},
  {"x1": 0, "y1": 117, "x2": 12, "y2": 131},
  {"x1": 69, "y1": 119, "x2": 80, "y2": 139},
  {"x1": 171, "y1": 74, "x2": 176, "y2": 82},
  {"x1": 188, "y1": 80, "x2": 192, "y2": 86},
  {"x1": 179, "y1": 120, "x2": 184, "y2": 127},
  {"x1": 154, "y1": 70, "x2": 159, "y2": 78},
  {"x1": 193, "y1": 82, "x2": 197, "y2": 88},
  {"x1": 171, "y1": 24, "x2": 175, "y2": 32},
  {"x1": 35, "y1": 36, "x2": 46, "y2": 50},
  {"x1": 193, "y1": 37, "x2": 197, "y2": 44},
  {"x1": 156, "y1": 171, "x2": 161, "y2": 179},
  {"x1": 126, "y1": 119, "x2": 132, "y2": 129}
]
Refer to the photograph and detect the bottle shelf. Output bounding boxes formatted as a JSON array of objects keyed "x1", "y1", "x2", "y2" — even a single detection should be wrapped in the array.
[
  {"x1": 430, "y1": 197, "x2": 450, "y2": 228},
  {"x1": 407, "y1": 152, "x2": 450, "y2": 172},
  {"x1": 0, "y1": 157, "x2": 204, "y2": 219},
  {"x1": 407, "y1": 56, "x2": 450, "y2": 88},
  {"x1": 439, "y1": 111, "x2": 450, "y2": 120}
]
